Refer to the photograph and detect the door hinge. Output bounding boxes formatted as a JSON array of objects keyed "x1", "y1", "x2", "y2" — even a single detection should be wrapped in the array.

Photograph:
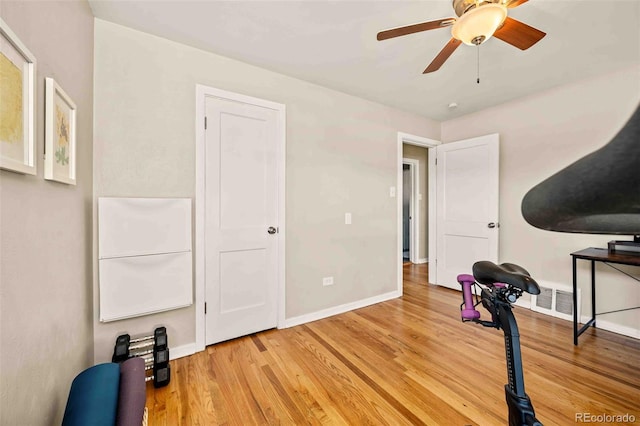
[
  {"x1": 204, "y1": 116, "x2": 207, "y2": 130},
  {"x1": 435, "y1": 157, "x2": 437, "y2": 165},
  {"x1": 204, "y1": 302, "x2": 207, "y2": 314}
]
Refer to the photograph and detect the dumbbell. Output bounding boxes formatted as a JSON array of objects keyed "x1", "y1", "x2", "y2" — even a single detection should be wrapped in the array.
[
  {"x1": 154, "y1": 326, "x2": 167, "y2": 350},
  {"x1": 112, "y1": 334, "x2": 131, "y2": 363},
  {"x1": 112, "y1": 327, "x2": 168, "y2": 361},
  {"x1": 111, "y1": 327, "x2": 170, "y2": 387},
  {"x1": 130, "y1": 327, "x2": 167, "y2": 356},
  {"x1": 152, "y1": 329, "x2": 170, "y2": 388},
  {"x1": 140, "y1": 348, "x2": 171, "y2": 388}
]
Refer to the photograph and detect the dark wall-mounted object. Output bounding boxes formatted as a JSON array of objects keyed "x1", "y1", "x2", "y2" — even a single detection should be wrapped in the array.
[{"x1": 521, "y1": 104, "x2": 640, "y2": 235}]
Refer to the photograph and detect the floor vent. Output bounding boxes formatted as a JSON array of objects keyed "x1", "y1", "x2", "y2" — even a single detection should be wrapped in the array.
[{"x1": 531, "y1": 281, "x2": 579, "y2": 322}]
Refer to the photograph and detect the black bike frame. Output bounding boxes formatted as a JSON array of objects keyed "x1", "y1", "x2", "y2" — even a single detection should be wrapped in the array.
[{"x1": 481, "y1": 287, "x2": 541, "y2": 426}]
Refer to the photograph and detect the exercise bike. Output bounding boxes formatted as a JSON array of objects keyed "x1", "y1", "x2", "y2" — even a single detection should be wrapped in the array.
[{"x1": 458, "y1": 261, "x2": 543, "y2": 426}]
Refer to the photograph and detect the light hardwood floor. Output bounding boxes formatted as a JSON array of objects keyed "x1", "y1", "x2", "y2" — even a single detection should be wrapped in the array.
[{"x1": 146, "y1": 263, "x2": 640, "y2": 425}]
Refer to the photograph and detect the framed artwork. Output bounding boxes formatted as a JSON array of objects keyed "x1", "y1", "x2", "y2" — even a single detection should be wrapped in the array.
[
  {"x1": 44, "y1": 77, "x2": 76, "y2": 185},
  {"x1": 0, "y1": 18, "x2": 36, "y2": 175}
]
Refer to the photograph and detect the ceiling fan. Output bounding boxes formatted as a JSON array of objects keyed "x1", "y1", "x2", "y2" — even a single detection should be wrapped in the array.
[{"x1": 377, "y1": 0, "x2": 546, "y2": 74}]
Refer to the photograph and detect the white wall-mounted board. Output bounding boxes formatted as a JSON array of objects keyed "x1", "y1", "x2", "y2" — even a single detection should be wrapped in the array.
[
  {"x1": 98, "y1": 197, "x2": 193, "y2": 322},
  {"x1": 99, "y1": 251, "x2": 193, "y2": 322},
  {"x1": 99, "y1": 197, "x2": 191, "y2": 259}
]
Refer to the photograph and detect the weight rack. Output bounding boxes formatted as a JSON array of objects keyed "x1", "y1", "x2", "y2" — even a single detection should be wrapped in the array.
[{"x1": 112, "y1": 326, "x2": 171, "y2": 388}]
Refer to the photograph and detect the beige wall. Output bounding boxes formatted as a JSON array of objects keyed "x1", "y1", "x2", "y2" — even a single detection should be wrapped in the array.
[
  {"x1": 0, "y1": 1, "x2": 94, "y2": 424},
  {"x1": 441, "y1": 65, "x2": 640, "y2": 335},
  {"x1": 402, "y1": 144, "x2": 429, "y2": 261},
  {"x1": 93, "y1": 20, "x2": 440, "y2": 362}
]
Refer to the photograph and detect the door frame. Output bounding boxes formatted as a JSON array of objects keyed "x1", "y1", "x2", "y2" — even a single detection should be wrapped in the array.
[
  {"x1": 194, "y1": 84, "x2": 286, "y2": 352},
  {"x1": 402, "y1": 158, "x2": 419, "y2": 264},
  {"x1": 397, "y1": 132, "x2": 440, "y2": 291}
]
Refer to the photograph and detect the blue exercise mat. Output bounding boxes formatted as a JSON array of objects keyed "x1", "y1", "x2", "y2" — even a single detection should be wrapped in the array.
[{"x1": 62, "y1": 363, "x2": 120, "y2": 426}]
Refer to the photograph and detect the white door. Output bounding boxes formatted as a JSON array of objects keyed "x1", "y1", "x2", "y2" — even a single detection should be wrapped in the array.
[
  {"x1": 205, "y1": 95, "x2": 280, "y2": 345},
  {"x1": 435, "y1": 134, "x2": 499, "y2": 290}
]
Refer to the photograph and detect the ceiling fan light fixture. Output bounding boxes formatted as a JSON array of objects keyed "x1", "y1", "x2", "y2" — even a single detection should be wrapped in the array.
[{"x1": 451, "y1": 3, "x2": 508, "y2": 46}]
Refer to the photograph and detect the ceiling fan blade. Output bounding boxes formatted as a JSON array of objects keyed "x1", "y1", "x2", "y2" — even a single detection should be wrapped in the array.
[
  {"x1": 493, "y1": 17, "x2": 546, "y2": 50},
  {"x1": 423, "y1": 38, "x2": 462, "y2": 74},
  {"x1": 505, "y1": 0, "x2": 529, "y2": 8},
  {"x1": 377, "y1": 18, "x2": 456, "y2": 41}
]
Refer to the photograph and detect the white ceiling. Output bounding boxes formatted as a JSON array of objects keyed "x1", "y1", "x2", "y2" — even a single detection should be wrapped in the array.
[{"x1": 88, "y1": 0, "x2": 640, "y2": 121}]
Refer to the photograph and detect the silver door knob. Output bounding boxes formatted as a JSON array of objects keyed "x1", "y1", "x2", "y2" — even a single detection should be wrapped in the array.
[
  {"x1": 267, "y1": 226, "x2": 277, "y2": 234},
  {"x1": 487, "y1": 222, "x2": 498, "y2": 229}
]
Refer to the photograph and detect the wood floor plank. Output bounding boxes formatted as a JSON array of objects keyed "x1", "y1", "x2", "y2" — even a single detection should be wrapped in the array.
[{"x1": 146, "y1": 263, "x2": 640, "y2": 424}]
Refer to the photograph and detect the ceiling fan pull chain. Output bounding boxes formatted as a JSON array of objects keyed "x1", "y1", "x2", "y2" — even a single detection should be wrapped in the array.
[{"x1": 477, "y1": 45, "x2": 480, "y2": 84}]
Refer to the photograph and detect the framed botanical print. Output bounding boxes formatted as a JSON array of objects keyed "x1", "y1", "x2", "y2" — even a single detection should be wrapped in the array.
[
  {"x1": 0, "y1": 18, "x2": 36, "y2": 175},
  {"x1": 44, "y1": 77, "x2": 76, "y2": 185}
]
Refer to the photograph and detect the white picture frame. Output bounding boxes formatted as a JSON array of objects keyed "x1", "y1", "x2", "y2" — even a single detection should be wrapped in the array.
[
  {"x1": 0, "y1": 18, "x2": 36, "y2": 175},
  {"x1": 44, "y1": 77, "x2": 76, "y2": 185}
]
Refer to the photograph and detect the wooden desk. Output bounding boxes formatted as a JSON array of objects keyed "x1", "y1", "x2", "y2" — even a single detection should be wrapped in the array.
[{"x1": 571, "y1": 247, "x2": 640, "y2": 345}]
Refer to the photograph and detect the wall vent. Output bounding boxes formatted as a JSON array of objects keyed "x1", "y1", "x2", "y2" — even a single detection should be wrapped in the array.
[{"x1": 531, "y1": 281, "x2": 579, "y2": 322}]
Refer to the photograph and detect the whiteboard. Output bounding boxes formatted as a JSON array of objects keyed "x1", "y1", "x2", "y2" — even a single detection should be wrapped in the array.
[{"x1": 98, "y1": 198, "x2": 193, "y2": 322}]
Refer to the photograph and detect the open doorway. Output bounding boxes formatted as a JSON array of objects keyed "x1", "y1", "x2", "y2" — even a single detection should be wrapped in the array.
[
  {"x1": 402, "y1": 151, "x2": 426, "y2": 265},
  {"x1": 396, "y1": 132, "x2": 439, "y2": 291},
  {"x1": 403, "y1": 164, "x2": 411, "y2": 262},
  {"x1": 402, "y1": 159, "x2": 419, "y2": 263}
]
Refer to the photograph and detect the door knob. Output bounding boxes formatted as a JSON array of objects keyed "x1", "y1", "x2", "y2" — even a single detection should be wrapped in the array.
[
  {"x1": 487, "y1": 222, "x2": 499, "y2": 229},
  {"x1": 267, "y1": 226, "x2": 277, "y2": 234}
]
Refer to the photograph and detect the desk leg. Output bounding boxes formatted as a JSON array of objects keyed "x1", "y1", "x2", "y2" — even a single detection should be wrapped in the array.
[
  {"x1": 576, "y1": 259, "x2": 599, "y2": 344},
  {"x1": 573, "y1": 256, "x2": 578, "y2": 345},
  {"x1": 591, "y1": 260, "x2": 596, "y2": 328}
]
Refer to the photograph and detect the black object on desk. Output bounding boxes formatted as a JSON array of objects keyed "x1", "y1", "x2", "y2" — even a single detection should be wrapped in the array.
[{"x1": 571, "y1": 248, "x2": 640, "y2": 345}]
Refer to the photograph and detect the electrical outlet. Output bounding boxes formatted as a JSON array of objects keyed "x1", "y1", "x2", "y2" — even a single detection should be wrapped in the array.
[
  {"x1": 390, "y1": 186, "x2": 396, "y2": 197},
  {"x1": 323, "y1": 277, "x2": 334, "y2": 286}
]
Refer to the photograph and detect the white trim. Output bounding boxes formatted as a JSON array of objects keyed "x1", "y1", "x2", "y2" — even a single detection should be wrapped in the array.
[
  {"x1": 402, "y1": 158, "x2": 420, "y2": 264},
  {"x1": 283, "y1": 290, "x2": 401, "y2": 329},
  {"x1": 195, "y1": 84, "x2": 286, "y2": 353},
  {"x1": 579, "y1": 317, "x2": 640, "y2": 340},
  {"x1": 416, "y1": 258, "x2": 428, "y2": 264},
  {"x1": 170, "y1": 343, "x2": 196, "y2": 360},
  {"x1": 277, "y1": 104, "x2": 287, "y2": 330},
  {"x1": 428, "y1": 151, "x2": 437, "y2": 284},
  {"x1": 397, "y1": 132, "x2": 440, "y2": 290},
  {"x1": 513, "y1": 298, "x2": 531, "y2": 309},
  {"x1": 195, "y1": 85, "x2": 206, "y2": 352}
]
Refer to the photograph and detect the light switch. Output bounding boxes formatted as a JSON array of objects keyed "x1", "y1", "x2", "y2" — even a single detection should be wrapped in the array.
[
  {"x1": 390, "y1": 187, "x2": 396, "y2": 197},
  {"x1": 345, "y1": 213, "x2": 352, "y2": 225}
]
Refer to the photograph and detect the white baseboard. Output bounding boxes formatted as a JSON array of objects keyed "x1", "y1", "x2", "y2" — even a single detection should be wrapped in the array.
[
  {"x1": 416, "y1": 258, "x2": 428, "y2": 264},
  {"x1": 169, "y1": 291, "x2": 402, "y2": 358},
  {"x1": 579, "y1": 315, "x2": 640, "y2": 339},
  {"x1": 170, "y1": 343, "x2": 196, "y2": 360},
  {"x1": 283, "y1": 290, "x2": 401, "y2": 329}
]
